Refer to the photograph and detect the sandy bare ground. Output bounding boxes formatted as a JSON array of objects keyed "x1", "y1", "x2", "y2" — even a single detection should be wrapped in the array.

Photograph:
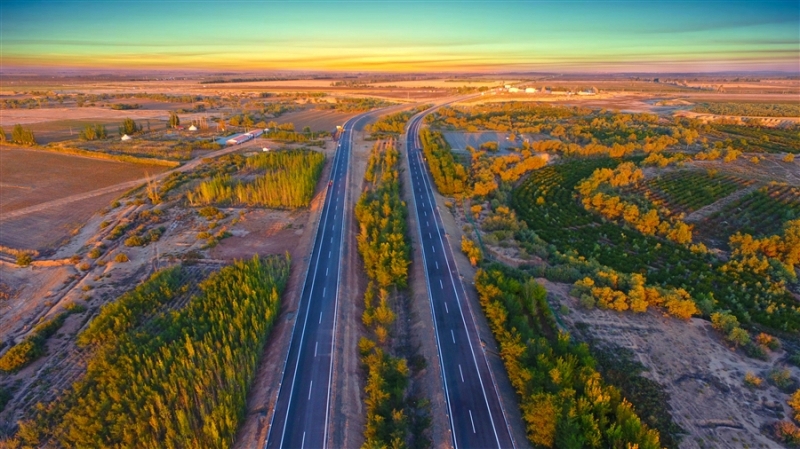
[
  {"x1": 0, "y1": 106, "x2": 180, "y2": 126},
  {"x1": 0, "y1": 136, "x2": 305, "y2": 252},
  {"x1": 273, "y1": 108, "x2": 358, "y2": 132},
  {"x1": 0, "y1": 146, "x2": 168, "y2": 215},
  {"x1": 368, "y1": 79, "x2": 512, "y2": 88},
  {"x1": 541, "y1": 279, "x2": 799, "y2": 449}
]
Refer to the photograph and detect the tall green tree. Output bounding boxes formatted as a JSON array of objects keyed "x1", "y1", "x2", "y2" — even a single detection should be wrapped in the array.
[
  {"x1": 0, "y1": 126, "x2": 6, "y2": 143},
  {"x1": 79, "y1": 124, "x2": 107, "y2": 141},
  {"x1": 168, "y1": 111, "x2": 180, "y2": 129},
  {"x1": 12, "y1": 124, "x2": 36, "y2": 146},
  {"x1": 118, "y1": 118, "x2": 140, "y2": 136}
]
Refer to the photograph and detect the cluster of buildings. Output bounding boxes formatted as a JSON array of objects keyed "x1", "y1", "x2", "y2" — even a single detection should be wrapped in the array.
[
  {"x1": 499, "y1": 84, "x2": 598, "y2": 96},
  {"x1": 226, "y1": 128, "x2": 264, "y2": 145}
]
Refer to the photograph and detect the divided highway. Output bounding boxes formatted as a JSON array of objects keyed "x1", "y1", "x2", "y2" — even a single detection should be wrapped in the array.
[
  {"x1": 405, "y1": 113, "x2": 515, "y2": 448},
  {"x1": 265, "y1": 113, "x2": 372, "y2": 449}
]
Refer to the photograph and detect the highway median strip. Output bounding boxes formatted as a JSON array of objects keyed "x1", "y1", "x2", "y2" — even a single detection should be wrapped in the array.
[{"x1": 355, "y1": 139, "x2": 431, "y2": 448}]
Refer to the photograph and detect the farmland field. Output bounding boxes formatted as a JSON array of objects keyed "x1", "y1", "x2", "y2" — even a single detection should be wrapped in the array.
[
  {"x1": 442, "y1": 131, "x2": 539, "y2": 152},
  {"x1": 0, "y1": 146, "x2": 167, "y2": 249},
  {"x1": 511, "y1": 159, "x2": 800, "y2": 332},
  {"x1": 630, "y1": 170, "x2": 755, "y2": 215},
  {"x1": 696, "y1": 184, "x2": 800, "y2": 245},
  {"x1": 273, "y1": 108, "x2": 358, "y2": 132}
]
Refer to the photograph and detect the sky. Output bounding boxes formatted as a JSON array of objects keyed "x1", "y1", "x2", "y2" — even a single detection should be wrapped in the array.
[{"x1": 1, "y1": 0, "x2": 798, "y2": 73}]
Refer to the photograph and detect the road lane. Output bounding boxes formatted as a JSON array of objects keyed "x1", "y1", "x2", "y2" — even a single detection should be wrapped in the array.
[
  {"x1": 404, "y1": 113, "x2": 515, "y2": 449},
  {"x1": 266, "y1": 112, "x2": 372, "y2": 449}
]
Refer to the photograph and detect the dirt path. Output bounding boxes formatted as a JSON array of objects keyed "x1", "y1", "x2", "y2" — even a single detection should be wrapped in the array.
[
  {"x1": 683, "y1": 183, "x2": 762, "y2": 224},
  {"x1": 0, "y1": 141, "x2": 259, "y2": 223}
]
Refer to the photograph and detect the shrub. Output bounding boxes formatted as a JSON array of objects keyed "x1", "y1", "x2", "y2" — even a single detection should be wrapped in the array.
[
  {"x1": 744, "y1": 372, "x2": 762, "y2": 388},
  {"x1": 124, "y1": 235, "x2": 144, "y2": 247},
  {"x1": 776, "y1": 421, "x2": 800, "y2": 445},
  {"x1": 769, "y1": 368, "x2": 794, "y2": 391},
  {"x1": 87, "y1": 248, "x2": 102, "y2": 259},
  {"x1": 114, "y1": 253, "x2": 129, "y2": 263},
  {"x1": 789, "y1": 389, "x2": 800, "y2": 422},
  {"x1": 757, "y1": 333, "x2": 781, "y2": 351},
  {"x1": 0, "y1": 340, "x2": 42, "y2": 372},
  {"x1": 461, "y1": 235, "x2": 483, "y2": 266},
  {"x1": 198, "y1": 206, "x2": 222, "y2": 219},
  {"x1": 16, "y1": 252, "x2": 33, "y2": 267},
  {"x1": 12, "y1": 124, "x2": 36, "y2": 146}
]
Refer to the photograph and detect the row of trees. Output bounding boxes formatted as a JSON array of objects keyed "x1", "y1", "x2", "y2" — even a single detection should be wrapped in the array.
[
  {"x1": 355, "y1": 140, "x2": 422, "y2": 448},
  {"x1": 419, "y1": 129, "x2": 468, "y2": 195},
  {"x1": 572, "y1": 272, "x2": 699, "y2": 319},
  {"x1": 263, "y1": 122, "x2": 325, "y2": 143},
  {"x1": 694, "y1": 102, "x2": 800, "y2": 118},
  {"x1": 316, "y1": 97, "x2": 394, "y2": 113},
  {"x1": 187, "y1": 150, "x2": 326, "y2": 209},
  {"x1": 470, "y1": 147, "x2": 548, "y2": 197},
  {"x1": 729, "y1": 219, "x2": 800, "y2": 276},
  {"x1": 77, "y1": 267, "x2": 182, "y2": 346},
  {"x1": 366, "y1": 105, "x2": 430, "y2": 138},
  {"x1": 0, "y1": 125, "x2": 37, "y2": 146},
  {"x1": 17, "y1": 255, "x2": 290, "y2": 448},
  {"x1": 355, "y1": 141, "x2": 411, "y2": 288},
  {"x1": 461, "y1": 235, "x2": 483, "y2": 266},
  {"x1": 427, "y1": 103, "x2": 693, "y2": 152},
  {"x1": 0, "y1": 307, "x2": 81, "y2": 372},
  {"x1": 79, "y1": 123, "x2": 108, "y2": 141},
  {"x1": 474, "y1": 266, "x2": 662, "y2": 448}
]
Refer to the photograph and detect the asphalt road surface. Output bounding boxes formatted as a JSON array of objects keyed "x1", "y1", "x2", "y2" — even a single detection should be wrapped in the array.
[
  {"x1": 405, "y1": 113, "x2": 515, "y2": 449},
  {"x1": 265, "y1": 112, "x2": 372, "y2": 449}
]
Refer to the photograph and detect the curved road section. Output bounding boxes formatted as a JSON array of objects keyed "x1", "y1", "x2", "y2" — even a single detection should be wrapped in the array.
[
  {"x1": 265, "y1": 113, "x2": 371, "y2": 449},
  {"x1": 405, "y1": 113, "x2": 515, "y2": 449}
]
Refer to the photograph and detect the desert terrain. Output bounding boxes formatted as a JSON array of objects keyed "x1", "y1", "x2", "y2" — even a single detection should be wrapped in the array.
[{"x1": 0, "y1": 74, "x2": 798, "y2": 448}]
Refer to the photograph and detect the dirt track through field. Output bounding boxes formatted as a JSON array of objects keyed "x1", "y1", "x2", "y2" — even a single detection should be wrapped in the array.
[
  {"x1": 0, "y1": 141, "x2": 257, "y2": 224},
  {"x1": 0, "y1": 179, "x2": 143, "y2": 222}
]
